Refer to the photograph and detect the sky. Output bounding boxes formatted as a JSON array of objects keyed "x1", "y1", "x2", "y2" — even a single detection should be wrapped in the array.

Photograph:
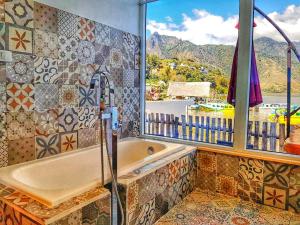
[{"x1": 146, "y1": 0, "x2": 300, "y2": 45}]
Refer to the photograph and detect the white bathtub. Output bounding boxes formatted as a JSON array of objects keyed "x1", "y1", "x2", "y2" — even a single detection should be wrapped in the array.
[{"x1": 0, "y1": 138, "x2": 185, "y2": 207}]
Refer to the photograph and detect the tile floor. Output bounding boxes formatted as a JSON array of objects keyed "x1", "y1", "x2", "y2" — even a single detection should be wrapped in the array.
[{"x1": 155, "y1": 189, "x2": 299, "y2": 225}]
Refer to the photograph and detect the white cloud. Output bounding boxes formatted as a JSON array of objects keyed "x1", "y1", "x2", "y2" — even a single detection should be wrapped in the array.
[
  {"x1": 165, "y1": 16, "x2": 173, "y2": 22},
  {"x1": 147, "y1": 5, "x2": 300, "y2": 45}
]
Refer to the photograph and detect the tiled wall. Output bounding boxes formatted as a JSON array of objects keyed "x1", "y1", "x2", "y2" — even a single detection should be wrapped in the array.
[
  {"x1": 196, "y1": 150, "x2": 300, "y2": 214},
  {"x1": 0, "y1": 0, "x2": 141, "y2": 167}
]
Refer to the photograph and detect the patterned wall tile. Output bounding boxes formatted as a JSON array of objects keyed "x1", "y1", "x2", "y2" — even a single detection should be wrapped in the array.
[
  {"x1": 57, "y1": 10, "x2": 78, "y2": 38},
  {"x1": 239, "y1": 157, "x2": 264, "y2": 183},
  {"x1": 77, "y1": 40, "x2": 95, "y2": 65},
  {"x1": 36, "y1": 133, "x2": 60, "y2": 159},
  {"x1": 7, "y1": 24, "x2": 32, "y2": 54},
  {"x1": 123, "y1": 69, "x2": 134, "y2": 87},
  {"x1": 0, "y1": 62, "x2": 5, "y2": 82},
  {"x1": 6, "y1": 110, "x2": 34, "y2": 140},
  {"x1": 77, "y1": 17, "x2": 95, "y2": 42},
  {"x1": 51, "y1": 209, "x2": 82, "y2": 225},
  {"x1": 288, "y1": 189, "x2": 300, "y2": 214},
  {"x1": 0, "y1": 140, "x2": 8, "y2": 167},
  {"x1": 0, "y1": 0, "x2": 4, "y2": 22},
  {"x1": 289, "y1": 166, "x2": 300, "y2": 190},
  {"x1": 216, "y1": 175, "x2": 238, "y2": 197},
  {"x1": 58, "y1": 107, "x2": 78, "y2": 132},
  {"x1": 198, "y1": 151, "x2": 217, "y2": 173},
  {"x1": 197, "y1": 172, "x2": 216, "y2": 192},
  {"x1": 78, "y1": 107, "x2": 96, "y2": 129},
  {"x1": 122, "y1": 46, "x2": 134, "y2": 70},
  {"x1": 79, "y1": 85, "x2": 97, "y2": 107},
  {"x1": 111, "y1": 67, "x2": 123, "y2": 88},
  {"x1": 0, "y1": 22, "x2": 5, "y2": 49},
  {"x1": 60, "y1": 131, "x2": 77, "y2": 152},
  {"x1": 217, "y1": 154, "x2": 239, "y2": 178},
  {"x1": 33, "y1": 2, "x2": 57, "y2": 33},
  {"x1": 59, "y1": 85, "x2": 79, "y2": 107},
  {"x1": 155, "y1": 165, "x2": 169, "y2": 195},
  {"x1": 263, "y1": 184, "x2": 288, "y2": 210},
  {"x1": 6, "y1": 53, "x2": 34, "y2": 83},
  {"x1": 0, "y1": 112, "x2": 6, "y2": 141},
  {"x1": 134, "y1": 44, "x2": 140, "y2": 70},
  {"x1": 135, "y1": 198, "x2": 156, "y2": 225},
  {"x1": 5, "y1": 0, "x2": 33, "y2": 28},
  {"x1": 123, "y1": 32, "x2": 136, "y2": 51},
  {"x1": 78, "y1": 127, "x2": 96, "y2": 148},
  {"x1": 0, "y1": 83, "x2": 6, "y2": 112},
  {"x1": 79, "y1": 64, "x2": 99, "y2": 86},
  {"x1": 168, "y1": 160, "x2": 181, "y2": 187},
  {"x1": 35, "y1": 84, "x2": 59, "y2": 111},
  {"x1": 128, "y1": 181, "x2": 139, "y2": 214},
  {"x1": 34, "y1": 109, "x2": 59, "y2": 136},
  {"x1": 34, "y1": 29, "x2": 59, "y2": 59},
  {"x1": 6, "y1": 83, "x2": 34, "y2": 111},
  {"x1": 238, "y1": 177, "x2": 263, "y2": 204},
  {"x1": 110, "y1": 28, "x2": 123, "y2": 50},
  {"x1": 110, "y1": 48, "x2": 122, "y2": 68},
  {"x1": 180, "y1": 156, "x2": 189, "y2": 177},
  {"x1": 95, "y1": 22, "x2": 110, "y2": 46},
  {"x1": 137, "y1": 173, "x2": 157, "y2": 206},
  {"x1": 94, "y1": 43, "x2": 110, "y2": 67},
  {"x1": 57, "y1": 60, "x2": 80, "y2": 85},
  {"x1": 82, "y1": 197, "x2": 111, "y2": 225},
  {"x1": 264, "y1": 161, "x2": 291, "y2": 188},
  {"x1": 58, "y1": 35, "x2": 79, "y2": 61},
  {"x1": 34, "y1": 56, "x2": 59, "y2": 84},
  {"x1": 8, "y1": 137, "x2": 35, "y2": 165}
]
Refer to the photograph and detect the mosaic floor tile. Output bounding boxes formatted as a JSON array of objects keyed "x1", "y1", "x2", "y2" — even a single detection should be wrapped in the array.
[
  {"x1": 58, "y1": 107, "x2": 78, "y2": 132},
  {"x1": 0, "y1": 22, "x2": 5, "y2": 49},
  {"x1": 78, "y1": 127, "x2": 96, "y2": 148},
  {"x1": 77, "y1": 17, "x2": 95, "y2": 42},
  {"x1": 34, "y1": 29, "x2": 59, "y2": 59},
  {"x1": 34, "y1": 56, "x2": 59, "y2": 84},
  {"x1": 0, "y1": 83, "x2": 6, "y2": 112},
  {"x1": 216, "y1": 175, "x2": 238, "y2": 197},
  {"x1": 79, "y1": 64, "x2": 99, "y2": 86},
  {"x1": 263, "y1": 161, "x2": 290, "y2": 188},
  {"x1": 79, "y1": 84, "x2": 97, "y2": 107},
  {"x1": 289, "y1": 166, "x2": 300, "y2": 190},
  {"x1": 0, "y1": 139, "x2": 8, "y2": 167},
  {"x1": 237, "y1": 173, "x2": 262, "y2": 204},
  {"x1": 78, "y1": 107, "x2": 96, "y2": 129},
  {"x1": 35, "y1": 83, "x2": 59, "y2": 111},
  {"x1": 94, "y1": 43, "x2": 110, "y2": 67},
  {"x1": 57, "y1": 10, "x2": 78, "y2": 38},
  {"x1": 239, "y1": 157, "x2": 264, "y2": 183},
  {"x1": 59, "y1": 85, "x2": 79, "y2": 107},
  {"x1": 110, "y1": 48, "x2": 122, "y2": 68},
  {"x1": 60, "y1": 131, "x2": 77, "y2": 152},
  {"x1": 217, "y1": 154, "x2": 239, "y2": 178},
  {"x1": 57, "y1": 60, "x2": 80, "y2": 85},
  {"x1": 33, "y1": 2, "x2": 57, "y2": 33},
  {"x1": 77, "y1": 40, "x2": 95, "y2": 65},
  {"x1": 110, "y1": 28, "x2": 123, "y2": 50},
  {"x1": 290, "y1": 214, "x2": 300, "y2": 225},
  {"x1": 6, "y1": 83, "x2": 34, "y2": 111},
  {"x1": 95, "y1": 22, "x2": 110, "y2": 46},
  {"x1": 135, "y1": 198, "x2": 156, "y2": 225},
  {"x1": 34, "y1": 109, "x2": 59, "y2": 136},
  {"x1": 5, "y1": 0, "x2": 33, "y2": 28},
  {"x1": 6, "y1": 110, "x2": 35, "y2": 140},
  {"x1": 288, "y1": 188, "x2": 300, "y2": 214},
  {"x1": 6, "y1": 53, "x2": 34, "y2": 83},
  {"x1": 263, "y1": 184, "x2": 288, "y2": 210},
  {"x1": 7, "y1": 24, "x2": 33, "y2": 54},
  {"x1": 51, "y1": 209, "x2": 82, "y2": 225},
  {"x1": 111, "y1": 67, "x2": 123, "y2": 88},
  {"x1": 58, "y1": 35, "x2": 79, "y2": 61},
  {"x1": 8, "y1": 137, "x2": 35, "y2": 165},
  {"x1": 35, "y1": 133, "x2": 60, "y2": 159}
]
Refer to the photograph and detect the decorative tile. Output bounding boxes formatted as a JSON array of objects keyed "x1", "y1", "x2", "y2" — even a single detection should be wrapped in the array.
[
  {"x1": 5, "y1": 0, "x2": 33, "y2": 28},
  {"x1": 51, "y1": 209, "x2": 82, "y2": 225},
  {"x1": 79, "y1": 84, "x2": 97, "y2": 107},
  {"x1": 57, "y1": 10, "x2": 78, "y2": 38},
  {"x1": 263, "y1": 184, "x2": 287, "y2": 210},
  {"x1": 0, "y1": 62, "x2": 5, "y2": 82},
  {"x1": 239, "y1": 157, "x2": 264, "y2": 183},
  {"x1": 123, "y1": 69, "x2": 134, "y2": 87},
  {"x1": 58, "y1": 35, "x2": 79, "y2": 61},
  {"x1": 168, "y1": 160, "x2": 181, "y2": 186},
  {"x1": 180, "y1": 155, "x2": 189, "y2": 177},
  {"x1": 79, "y1": 63, "x2": 99, "y2": 86},
  {"x1": 197, "y1": 151, "x2": 216, "y2": 173},
  {"x1": 34, "y1": 109, "x2": 59, "y2": 136},
  {"x1": 238, "y1": 173, "x2": 263, "y2": 204},
  {"x1": 288, "y1": 189, "x2": 300, "y2": 213},
  {"x1": 6, "y1": 53, "x2": 34, "y2": 83},
  {"x1": 0, "y1": 83, "x2": 6, "y2": 112},
  {"x1": 58, "y1": 107, "x2": 78, "y2": 132},
  {"x1": 78, "y1": 107, "x2": 96, "y2": 129},
  {"x1": 134, "y1": 44, "x2": 140, "y2": 70},
  {"x1": 60, "y1": 131, "x2": 77, "y2": 152},
  {"x1": 111, "y1": 67, "x2": 123, "y2": 88},
  {"x1": 123, "y1": 32, "x2": 136, "y2": 51},
  {"x1": 110, "y1": 28, "x2": 123, "y2": 50},
  {"x1": 136, "y1": 172, "x2": 157, "y2": 206},
  {"x1": 35, "y1": 133, "x2": 60, "y2": 159},
  {"x1": 57, "y1": 60, "x2": 80, "y2": 85},
  {"x1": 34, "y1": 56, "x2": 59, "y2": 84},
  {"x1": 0, "y1": 22, "x2": 5, "y2": 49},
  {"x1": 264, "y1": 161, "x2": 290, "y2": 188},
  {"x1": 77, "y1": 17, "x2": 95, "y2": 42},
  {"x1": 216, "y1": 175, "x2": 238, "y2": 197},
  {"x1": 6, "y1": 110, "x2": 34, "y2": 140},
  {"x1": 7, "y1": 24, "x2": 33, "y2": 54},
  {"x1": 128, "y1": 181, "x2": 139, "y2": 214},
  {"x1": 289, "y1": 166, "x2": 300, "y2": 190},
  {"x1": 0, "y1": 1, "x2": 4, "y2": 22},
  {"x1": 8, "y1": 137, "x2": 35, "y2": 165},
  {"x1": 59, "y1": 85, "x2": 79, "y2": 107},
  {"x1": 122, "y1": 87, "x2": 140, "y2": 122},
  {"x1": 0, "y1": 139, "x2": 8, "y2": 167},
  {"x1": 155, "y1": 165, "x2": 169, "y2": 195},
  {"x1": 0, "y1": 112, "x2": 6, "y2": 140},
  {"x1": 82, "y1": 197, "x2": 111, "y2": 225},
  {"x1": 6, "y1": 83, "x2": 34, "y2": 111},
  {"x1": 35, "y1": 83, "x2": 59, "y2": 111},
  {"x1": 34, "y1": 29, "x2": 59, "y2": 58},
  {"x1": 135, "y1": 198, "x2": 156, "y2": 225},
  {"x1": 122, "y1": 45, "x2": 134, "y2": 70},
  {"x1": 78, "y1": 127, "x2": 96, "y2": 148},
  {"x1": 217, "y1": 154, "x2": 239, "y2": 178},
  {"x1": 33, "y1": 2, "x2": 57, "y2": 33},
  {"x1": 77, "y1": 40, "x2": 95, "y2": 65},
  {"x1": 95, "y1": 22, "x2": 110, "y2": 46},
  {"x1": 110, "y1": 48, "x2": 122, "y2": 68},
  {"x1": 197, "y1": 171, "x2": 216, "y2": 192},
  {"x1": 94, "y1": 43, "x2": 110, "y2": 67}
]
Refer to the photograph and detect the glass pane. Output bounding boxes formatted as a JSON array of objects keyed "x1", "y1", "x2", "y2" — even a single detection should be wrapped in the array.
[{"x1": 145, "y1": 0, "x2": 239, "y2": 146}]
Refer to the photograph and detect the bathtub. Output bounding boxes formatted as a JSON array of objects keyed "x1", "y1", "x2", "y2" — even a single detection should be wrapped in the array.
[{"x1": 0, "y1": 138, "x2": 185, "y2": 207}]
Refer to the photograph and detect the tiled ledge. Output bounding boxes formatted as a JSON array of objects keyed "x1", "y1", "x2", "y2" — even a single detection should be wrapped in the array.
[{"x1": 0, "y1": 183, "x2": 110, "y2": 225}]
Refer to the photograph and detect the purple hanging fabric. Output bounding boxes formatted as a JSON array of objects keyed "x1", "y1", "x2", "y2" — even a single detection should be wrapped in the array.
[{"x1": 227, "y1": 39, "x2": 263, "y2": 107}]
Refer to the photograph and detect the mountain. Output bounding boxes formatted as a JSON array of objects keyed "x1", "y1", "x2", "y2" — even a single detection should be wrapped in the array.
[{"x1": 147, "y1": 32, "x2": 300, "y2": 93}]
